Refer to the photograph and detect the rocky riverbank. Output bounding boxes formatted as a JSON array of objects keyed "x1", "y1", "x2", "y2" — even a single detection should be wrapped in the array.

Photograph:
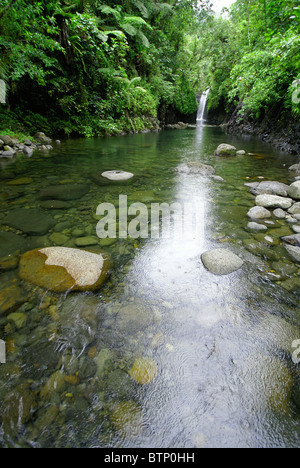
[
  {"x1": 0, "y1": 132, "x2": 59, "y2": 159},
  {"x1": 223, "y1": 104, "x2": 300, "y2": 156}
]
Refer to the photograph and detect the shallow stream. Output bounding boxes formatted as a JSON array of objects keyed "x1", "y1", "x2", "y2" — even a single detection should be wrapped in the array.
[{"x1": 0, "y1": 125, "x2": 300, "y2": 448}]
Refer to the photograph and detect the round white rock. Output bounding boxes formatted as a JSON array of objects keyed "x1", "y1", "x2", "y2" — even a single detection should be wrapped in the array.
[{"x1": 101, "y1": 170, "x2": 134, "y2": 181}]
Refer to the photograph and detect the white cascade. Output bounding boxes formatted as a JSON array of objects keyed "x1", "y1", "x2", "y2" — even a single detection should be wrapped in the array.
[{"x1": 196, "y1": 89, "x2": 210, "y2": 123}]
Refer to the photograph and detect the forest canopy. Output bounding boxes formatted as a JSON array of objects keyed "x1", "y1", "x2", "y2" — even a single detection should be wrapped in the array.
[{"x1": 0, "y1": 0, "x2": 299, "y2": 138}]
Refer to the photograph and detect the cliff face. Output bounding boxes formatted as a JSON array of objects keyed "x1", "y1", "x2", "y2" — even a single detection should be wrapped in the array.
[{"x1": 218, "y1": 102, "x2": 300, "y2": 156}]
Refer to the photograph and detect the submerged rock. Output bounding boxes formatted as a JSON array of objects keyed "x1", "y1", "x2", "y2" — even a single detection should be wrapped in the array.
[
  {"x1": 2, "y1": 383, "x2": 37, "y2": 435},
  {"x1": 110, "y1": 401, "x2": 143, "y2": 437},
  {"x1": 129, "y1": 358, "x2": 158, "y2": 385},
  {"x1": 3, "y1": 208, "x2": 55, "y2": 236},
  {"x1": 0, "y1": 283, "x2": 28, "y2": 316},
  {"x1": 244, "y1": 353, "x2": 293, "y2": 414},
  {"x1": 176, "y1": 162, "x2": 215, "y2": 176},
  {"x1": 201, "y1": 248, "x2": 244, "y2": 275},
  {"x1": 19, "y1": 247, "x2": 112, "y2": 293},
  {"x1": 0, "y1": 231, "x2": 27, "y2": 257},
  {"x1": 39, "y1": 184, "x2": 90, "y2": 201}
]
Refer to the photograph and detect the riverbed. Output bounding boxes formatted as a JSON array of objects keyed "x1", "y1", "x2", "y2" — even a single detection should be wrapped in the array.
[{"x1": 0, "y1": 124, "x2": 300, "y2": 448}]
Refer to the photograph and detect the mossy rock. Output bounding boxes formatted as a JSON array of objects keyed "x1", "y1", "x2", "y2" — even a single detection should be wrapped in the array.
[{"x1": 19, "y1": 247, "x2": 112, "y2": 293}]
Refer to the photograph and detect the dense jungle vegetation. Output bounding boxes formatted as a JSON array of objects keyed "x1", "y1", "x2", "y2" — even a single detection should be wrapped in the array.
[{"x1": 0, "y1": 0, "x2": 299, "y2": 138}]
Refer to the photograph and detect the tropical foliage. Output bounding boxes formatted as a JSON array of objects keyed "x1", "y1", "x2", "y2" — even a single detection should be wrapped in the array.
[
  {"x1": 0, "y1": 0, "x2": 211, "y2": 137},
  {"x1": 195, "y1": 0, "x2": 300, "y2": 121}
]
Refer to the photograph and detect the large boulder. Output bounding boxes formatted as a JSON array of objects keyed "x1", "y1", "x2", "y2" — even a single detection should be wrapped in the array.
[
  {"x1": 201, "y1": 248, "x2": 244, "y2": 275},
  {"x1": 288, "y1": 181, "x2": 300, "y2": 200},
  {"x1": 19, "y1": 247, "x2": 112, "y2": 293},
  {"x1": 214, "y1": 144, "x2": 237, "y2": 157}
]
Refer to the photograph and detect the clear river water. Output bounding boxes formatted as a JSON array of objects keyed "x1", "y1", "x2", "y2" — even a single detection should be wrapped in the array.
[{"x1": 0, "y1": 124, "x2": 300, "y2": 448}]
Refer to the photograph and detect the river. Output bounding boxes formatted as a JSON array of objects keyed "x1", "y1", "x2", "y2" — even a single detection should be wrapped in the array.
[{"x1": 0, "y1": 124, "x2": 300, "y2": 448}]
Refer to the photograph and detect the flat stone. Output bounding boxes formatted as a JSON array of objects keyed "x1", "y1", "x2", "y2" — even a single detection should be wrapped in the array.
[
  {"x1": 91, "y1": 171, "x2": 134, "y2": 186},
  {"x1": 201, "y1": 248, "x2": 244, "y2": 275},
  {"x1": 255, "y1": 194, "x2": 293, "y2": 210},
  {"x1": 247, "y1": 206, "x2": 272, "y2": 219},
  {"x1": 102, "y1": 170, "x2": 134, "y2": 181},
  {"x1": 74, "y1": 236, "x2": 99, "y2": 247},
  {"x1": 247, "y1": 222, "x2": 268, "y2": 231},
  {"x1": 247, "y1": 181, "x2": 289, "y2": 197},
  {"x1": 19, "y1": 247, "x2": 112, "y2": 293},
  {"x1": 39, "y1": 184, "x2": 90, "y2": 201}
]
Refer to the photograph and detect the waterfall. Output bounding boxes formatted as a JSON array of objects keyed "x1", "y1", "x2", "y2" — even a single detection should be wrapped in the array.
[{"x1": 196, "y1": 89, "x2": 210, "y2": 123}]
